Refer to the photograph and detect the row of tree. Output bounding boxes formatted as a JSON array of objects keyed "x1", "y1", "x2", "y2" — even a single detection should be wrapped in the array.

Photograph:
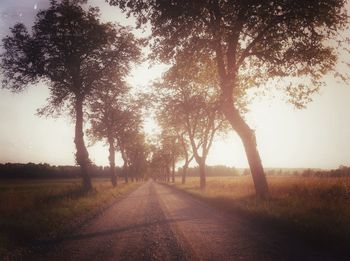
[
  {"x1": 149, "y1": 57, "x2": 229, "y2": 188},
  {"x1": 108, "y1": 0, "x2": 348, "y2": 197},
  {"x1": 0, "y1": 0, "x2": 148, "y2": 188},
  {"x1": 1, "y1": 0, "x2": 348, "y2": 197}
]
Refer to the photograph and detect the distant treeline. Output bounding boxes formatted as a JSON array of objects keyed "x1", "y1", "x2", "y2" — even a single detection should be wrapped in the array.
[
  {"x1": 178, "y1": 165, "x2": 350, "y2": 178},
  {"x1": 299, "y1": 166, "x2": 350, "y2": 177},
  {"x1": 180, "y1": 165, "x2": 240, "y2": 177},
  {"x1": 0, "y1": 163, "x2": 122, "y2": 179},
  {"x1": 2, "y1": 163, "x2": 350, "y2": 179},
  {"x1": 245, "y1": 166, "x2": 350, "y2": 177}
]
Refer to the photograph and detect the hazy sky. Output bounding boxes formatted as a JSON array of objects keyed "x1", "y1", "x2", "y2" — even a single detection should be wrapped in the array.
[{"x1": 0, "y1": 1, "x2": 349, "y2": 169}]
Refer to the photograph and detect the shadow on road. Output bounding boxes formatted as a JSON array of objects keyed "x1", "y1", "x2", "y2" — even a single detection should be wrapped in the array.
[{"x1": 38, "y1": 217, "x2": 191, "y2": 246}]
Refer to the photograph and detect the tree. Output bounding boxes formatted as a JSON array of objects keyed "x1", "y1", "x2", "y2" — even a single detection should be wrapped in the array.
[
  {"x1": 155, "y1": 58, "x2": 228, "y2": 189},
  {"x1": 178, "y1": 132, "x2": 194, "y2": 185},
  {"x1": 1, "y1": 0, "x2": 141, "y2": 189},
  {"x1": 157, "y1": 92, "x2": 194, "y2": 185},
  {"x1": 160, "y1": 128, "x2": 195, "y2": 185},
  {"x1": 149, "y1": 146, "x2": 168, "y2": 182},
  {"x1": 109, "y1": 0, "x2": 348, "y2": 197},
  {"x1": 158, "y1": 129, "x2": 184, "y2": 183},
  {"x1": 112, "y1": 108, "x2": 143, "y2": 183},
  {"x1": 124, "y1": 132, "x2": 149, "y2": 182},
  {"x1": 87, "y1": 73, "x2": 131, "y2": 186}
]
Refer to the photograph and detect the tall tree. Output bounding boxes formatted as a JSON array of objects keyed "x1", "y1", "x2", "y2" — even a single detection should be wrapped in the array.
[
  {"x1": 155, "y1": 58, "x2": 228, "y2": 189},
  {"x1": 157, "y1": 100, "x2": 194, "y2": 184},
  {"x1": 124, "y1": 132, "x2": 149, "y2": 182},
  {"x1": 149, "y1": 146, "x2": 169, "y2": 182},
  {"x1": 109, "y1": 0, "x2": 348, "y2": 197},
  {"x1": 87, "y1": 73, "x2": 132, "y2": 186},
  {"x1": 158, "y1": 129, "x2": 184, "y2": 183},
  {"x1": 178, "y1": 132, "x2": 194, "y2": 185},
  {"x1": 113, "y1": 109, "x2": 143, "y2": 183},
  {"x1": 1, "y1": 0, "x2": 141, "y2": 189}
]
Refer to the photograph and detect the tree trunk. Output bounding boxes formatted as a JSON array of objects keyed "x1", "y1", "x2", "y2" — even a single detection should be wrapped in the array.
[
  {"x1": 166, "y1": 166, "x2": 170, "y2": 183},
  {"x1": 74, "y1": 96, "x2": 92, "y2": 190},
  {"x1": 171, "y1": 156, "x2": 175, "y2": 183},
  {"x1": 181, "y1": 163, "x2": 189, "y2": 185},
  {"x1": 214, "y1": 37, "x2": 269, "y2": 197},
  {"x1": 124, "y1": 164, "x2": 129, "y2": 183},
  {"x1": 199, "y1": 160, "x2": 206, "y2": 190},
  {"x1": 120, "y1": 149, "x2": 128, "y2": 183},
  {"x1": 108, "y1": 136, "x2": 117, "y2": 187},
  {"x1": 221, "y1": 100, "x2": 269, "y2": 198}
]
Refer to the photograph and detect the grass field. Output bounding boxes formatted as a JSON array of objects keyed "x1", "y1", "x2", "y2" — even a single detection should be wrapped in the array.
[
  {"x1": 173, "y1": 176, "x2": 350, "y2": 245},
  {"x1": 0, "y1": 178, "x2": 141, "y2": 258}
]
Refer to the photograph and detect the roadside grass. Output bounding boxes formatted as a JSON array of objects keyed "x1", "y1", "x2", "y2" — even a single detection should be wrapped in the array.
[
  {"x1": 173, "y1": 176, "x2": 350, "y2": 245},
  {"x1": 0, "y1": 178, "x2": 141, "y2": 258}
]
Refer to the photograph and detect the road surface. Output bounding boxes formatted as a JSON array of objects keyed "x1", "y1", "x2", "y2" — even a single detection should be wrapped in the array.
[{"x1": 31, "y1": 180, "x2": 342, "y2": 260}]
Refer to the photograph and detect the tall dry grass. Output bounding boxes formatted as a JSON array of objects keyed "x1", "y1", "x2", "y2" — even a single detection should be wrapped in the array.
[{"x1": 174, "y1": 176, "x2": 350, "y2": 242}]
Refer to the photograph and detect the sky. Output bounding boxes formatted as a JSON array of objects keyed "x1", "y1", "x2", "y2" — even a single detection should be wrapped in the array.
[{"x1": 0, "y1": 0, "x2": 349, "y2": 169}]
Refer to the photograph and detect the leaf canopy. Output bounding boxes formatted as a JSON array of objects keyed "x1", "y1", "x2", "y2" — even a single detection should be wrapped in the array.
[
  {"x1": 1, "y1": 0, "x2": 141, "y2": 113},
  {"x1": 109, "y1": 0, "x2": 348, "y2": 107}
]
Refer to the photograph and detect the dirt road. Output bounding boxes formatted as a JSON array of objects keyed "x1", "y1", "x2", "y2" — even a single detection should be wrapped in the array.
[{"x1": 31, "y1": 180, "x2": 341, "y2": 260}]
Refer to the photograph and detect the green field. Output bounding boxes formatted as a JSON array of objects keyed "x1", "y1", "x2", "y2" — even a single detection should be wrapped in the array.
[
  {"x1": 0, "y1": 178, "x2": 141, "y2": 258},
  {"x1": 173, "y1": 176, "x2": 350, "y2": 245}
]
